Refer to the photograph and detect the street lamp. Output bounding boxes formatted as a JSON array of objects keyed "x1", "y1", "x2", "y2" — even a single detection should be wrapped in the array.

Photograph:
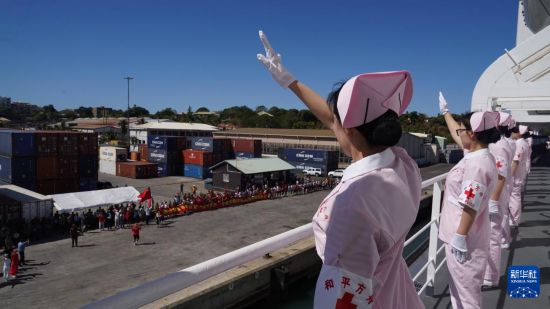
[{"x1": 124, "y1": 76, "x2": 134, "y2": 146}]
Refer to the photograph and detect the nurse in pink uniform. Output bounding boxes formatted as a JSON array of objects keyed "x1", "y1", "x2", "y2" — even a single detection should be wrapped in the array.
[
  {"x1": 483, "y1": 112, "x2": 514, "y2": 287},
  {"x1": 509, "y1": 124, "x2": 529, "y2": 227},
  {"x1": 500, "y1": 117, "x2": 517, "y2": 249},
  {"x1": 257, "y1": 31, "x2": 423, "y2": 309},
  {"x1": 438, "y1": 92, "x2": 499, "y2": 309}
]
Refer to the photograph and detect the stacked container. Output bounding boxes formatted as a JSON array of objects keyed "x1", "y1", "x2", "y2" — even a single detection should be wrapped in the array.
[
  {"x1": 182, "y1": 138, "x2": 231, "y2": 179},
  {"x1": 116, "y1": 161, "x2": 158, "y2": 178},
  {"x1": 0, "y1": 130, "x2": 99, "y2": 194},
  {"x1": 0, "y1": 131, "x2": 36, "y2": 190},
  {"x1": 99, "y1": 146, "x2": 127, "y2": 175},
  {"x1": 232, "y1": 139, "x2": 262, "y2": 159},
  {"x1": 278, "y1": 148, "x2": 339, "y2": 176},
  {"x1": 147, "y1": 136, "x2": 186, "y2": 177}
]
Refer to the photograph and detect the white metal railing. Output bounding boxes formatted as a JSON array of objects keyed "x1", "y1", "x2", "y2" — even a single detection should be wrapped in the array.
[
  {"x1": 404, "y1": 172, "x2": 449, "y2": 296},
  {"x1": 177, "y1": 172, "x2": 450, "y2": 297}
]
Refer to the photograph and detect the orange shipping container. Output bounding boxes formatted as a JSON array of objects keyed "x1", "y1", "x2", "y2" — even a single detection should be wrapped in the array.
[
  {"x1": 130, "y1": 151, "x2": 141, "y2": 161},
  {"x1": 36, "y1": 156, "x2": 58, "y2": 179},
  {"x1": 116, "y1": 161, "x2": 158, "y2": 179},
  {"x1": 182, "y1": 149, "x2": 216, "y2": 166},
  {"x1": 139, "y1": 144, "x2": 148, "y2": 162}
]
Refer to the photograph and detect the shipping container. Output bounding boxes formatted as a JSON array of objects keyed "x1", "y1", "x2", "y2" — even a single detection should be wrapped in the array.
[
  {"x1": 139, "y1": 144, "x2": 148, "y2": 161},
  {"x1": 191, "y1": 137, "x2": 231, "y2": 152},
  {"x1": 79, "y1": 177, "x2": 98, "y2": 191},
  {"x1": 99, "y1": 146, "x2": 127, "y2": 161},
  {"x1": 99, "y1": 159, "x2": 117, "y2": 175},
  {"x1": 57, "y1": 132, "x2": 79, "y2": 155},
  {"x1": 287, "y1": 161, "x2": 329, "y2": 176},
  {"x1": 234, "y1": 151, "x2": 257, "y2": 159},
  {"x1": 147, "y1": 136, "x2": 186, "y2": 150},
  {"x1": 147, "y1": 148, "x2": 182, "y2": 164},
  {"x1": 183, "y1": 164, "x2": 212, "y2": 179},
  {"x1": 0, "y1": 131, "x2": 36, "y2": 157},
  {"x1": 116, "y1": 161, "x2": 158, "y2": 179},
  {"x1": 231, "y1": 139, "x2": 262, "y2": 157},
  {"x1": 156, "y1": 161, "x2": 182, "y2": 177},
  {"x1": 0, "y1": 155, "x2": 36, "y2": 183},
  {"x1": 182, "y1": 150, "x2": 218, "y2": 166},
  {"x1": 79, "y1": 155, "x2": 99, "y2": 178},
  {"x1": 36, "y1": 156, "x2": 58, "y2": 180},
  {"x1": 79, "y1": 133, "x2": 98, "y2": 155},
  {"x1": 278, "y1": 148, "x2": 339, "y2": 165},
  {"x1": 58, "y1": 156, "x2": 79, "y2": 178},
  {"x1": 36, "y1": 180, "x2": 56, "y2": 195},
  {"x1": 55, "y1": 178, "x2": 79, "y2": 194},
  {"x1": 130, "y1": 151, "x2": 141, "y2": 161},
  {"x1": 35, "y1": 132, "x2": 58, "y2": 156}
]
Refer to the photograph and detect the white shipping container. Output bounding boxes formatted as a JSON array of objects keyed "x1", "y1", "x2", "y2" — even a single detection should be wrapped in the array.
[
  {"x1": 99, "y1": 159, "x2": 117, "y2": 175},
  {"x1": 99, "y1": 146, "x2": 127, "y2": 162}
]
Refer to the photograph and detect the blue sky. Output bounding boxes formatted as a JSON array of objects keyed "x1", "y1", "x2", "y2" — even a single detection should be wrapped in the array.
[{"x1": 0, "y1": 0, "x2": 518, "y2": 115}]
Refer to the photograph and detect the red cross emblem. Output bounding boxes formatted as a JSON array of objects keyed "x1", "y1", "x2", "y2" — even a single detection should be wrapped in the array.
[
  {"x1": 336, "y1": 292, "x2": 357, "y2": 309},
  {"x1": 464, "y1": 187, "x2": 475, "y2": 200},
  {"x1": 496, "y1": 161, "x2": 503, "y2": 169}
]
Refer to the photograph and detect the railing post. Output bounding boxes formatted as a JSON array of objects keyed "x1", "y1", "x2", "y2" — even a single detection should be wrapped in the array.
[{"x1": 425, "y1": 180, "x2": 442, "y2": 296}]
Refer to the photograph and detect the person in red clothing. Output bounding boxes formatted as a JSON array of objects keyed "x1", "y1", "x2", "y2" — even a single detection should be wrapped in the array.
[
  {"x1": 9, "y1": 248, "x2": 19, "y2": 279},
  {"x1": 97, "y1": 212, "x2": 105, "y2": 231},
  {"x1": 131, "y1": 223, "x2": 141, "y2": 245}
]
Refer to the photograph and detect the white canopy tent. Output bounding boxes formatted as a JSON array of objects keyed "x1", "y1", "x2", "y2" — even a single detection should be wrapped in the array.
[{"x1": 50, "y1": 187, "x2": 141, "y2": 213}]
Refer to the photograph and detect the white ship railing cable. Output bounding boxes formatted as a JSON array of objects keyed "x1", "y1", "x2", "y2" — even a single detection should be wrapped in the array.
[{"x1": 84, "y1": 172, "x2": 449, "y2": 308}]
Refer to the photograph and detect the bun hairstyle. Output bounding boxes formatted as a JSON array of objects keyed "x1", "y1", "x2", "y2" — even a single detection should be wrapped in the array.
[
  {"x1": 460, "y1": 112, "x2": 501, "y2": 145},
  {"x1": 498, "y1": 125, "x2": 511, "y2": 138},
  {"x1": 327, "y1": 81, "x2": 403, "y2": 147}
]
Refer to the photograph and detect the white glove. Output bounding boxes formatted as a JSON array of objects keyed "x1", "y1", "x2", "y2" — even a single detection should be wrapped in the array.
[
  {"x1": 439, "y1": 91, "x2": 449, "y2": 115},
  {"x1": 488, "y1": 199, "x2": 499, "y2": 220},
  {"x1": 257, "y1": 30, "x2": 296, "y2": 88},
  {"x1": 450, "y1": 233, "x2": 469, "y2": 264}
]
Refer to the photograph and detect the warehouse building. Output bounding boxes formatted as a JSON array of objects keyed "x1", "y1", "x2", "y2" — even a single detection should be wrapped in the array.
[
  {"x1": 213, "y1": 128, "x2": 430, "y2": 166},
  {"x1": 210, "y1": 158, "x2": 295, "y2": 192}
]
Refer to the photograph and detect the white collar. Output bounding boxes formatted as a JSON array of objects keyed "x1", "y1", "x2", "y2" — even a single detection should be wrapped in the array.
[
  {"x1": 464, "y1": 148, "x2": 490, "y2": 159},
  {"x1": 341, "y1": 147, "x2": 395, "y2": 182}
]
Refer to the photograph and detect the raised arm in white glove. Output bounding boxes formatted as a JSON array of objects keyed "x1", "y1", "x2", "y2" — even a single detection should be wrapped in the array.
[
  {"x1": 439, "y1": 91, "x2": 449, "y2": 115},
  {"x1": 488, "y1": 199, "x2": 499, "y2": 221},
  {"x1": 256, "y1": 31, "x2": 296, "y2": 88},
  {"x1": 450, "y1": 233, "x2": 469, "y2": 264}
]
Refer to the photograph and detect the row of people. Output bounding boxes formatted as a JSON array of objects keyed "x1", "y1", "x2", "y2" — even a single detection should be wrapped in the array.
[{"x1": 255, "y1": 31, "x2": 535, "y2": 309}]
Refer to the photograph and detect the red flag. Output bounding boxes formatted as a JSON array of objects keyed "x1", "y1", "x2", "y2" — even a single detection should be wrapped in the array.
[{"x1": 138, "y1": 188, "x2": 152, "y2": 202}]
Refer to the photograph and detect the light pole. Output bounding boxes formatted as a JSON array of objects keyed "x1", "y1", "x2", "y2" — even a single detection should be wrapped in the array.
[{"x1": 124, "y1": 76, "x2": 133, "y2": 146}]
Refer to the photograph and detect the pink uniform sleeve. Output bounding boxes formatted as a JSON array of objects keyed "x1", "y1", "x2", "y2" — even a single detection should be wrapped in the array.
[
  {"x1": 457, "y1": 166, "x2": 489, "y2": 211},
  {"x1": 314, "y1": 190, "x2": 381, "y2": 308},
  {"x1": 490, "y1": 145, "x2": 509, "y2": 178},
  {"x1": 513, "y1": 142, "x2": 525, "y2": 162}
]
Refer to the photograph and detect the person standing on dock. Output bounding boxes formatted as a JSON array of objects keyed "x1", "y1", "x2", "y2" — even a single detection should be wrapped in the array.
[
  {"x1": 257, "y1": 31, "x2": 423, "y2": 309},
  {"x1": 483, "y1": 112, "x2": 514, "y2": 288},
  {"x1": 438, "y1": 93, "x2": 499, "y2": 309}
]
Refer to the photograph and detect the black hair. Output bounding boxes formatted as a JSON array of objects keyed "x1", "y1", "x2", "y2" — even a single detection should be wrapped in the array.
[
  {"x1": 498, "y1": 125, "x2": 511, "y2": 138},
  {"x1": 459, "y1": 112, "x2": 501, "y2": 145},
  {"x1": 510, "y1": 126, "x2": 519, "y2": 133},
  {"x1": 522, "y1": 132, "x2": 531, "y2": 139},
  {"x1": 327, "y1": 81, "x2": 403, "y2": 147}
]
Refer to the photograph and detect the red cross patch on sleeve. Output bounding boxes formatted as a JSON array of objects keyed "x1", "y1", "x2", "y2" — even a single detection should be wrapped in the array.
[{"x1": 457, "y1": 180, "x2": 487, "y2": 211}]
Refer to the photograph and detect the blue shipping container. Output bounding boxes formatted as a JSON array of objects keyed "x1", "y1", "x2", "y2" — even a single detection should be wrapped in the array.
[
  {"x1": 183, "y1": 164, "x2": 211, "y2": 179},
  {"x1": 0, "y1": 131, "x2": 36, "y2": 157},
  {"x1": 191, "y1": 137, "x2": 230, "y2": 152},
  {"x1": 147, "y1": 136, "x2": 186, "y2": 150},
  {"x1": 234, "y1": 151, "x2": 256, "y2": 159},
  {"x1": 79, "y1": 155, "x2": 99, "y2": 177},
  {"x1": 156, "y1": 162, "x2": 182, "y2": 177},
  {"x1": 147, "y1": 148, "x2": 181, "y2": 164},
  {"x1": 0, "y1": 155, "x2": 36, "y2": 183},
  {"x1": 287, "y1": 161, "x2": 326, "y2": 174},
  {"x1": 279, "y1": 148, "x2": 335, "y2": 164}
]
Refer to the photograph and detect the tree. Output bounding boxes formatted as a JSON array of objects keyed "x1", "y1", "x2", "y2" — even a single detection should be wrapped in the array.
[
  {"x1": 255, "y1": 105, "x2": 267, "y2": 113},
  {"x1": 129, "y1": 105, "x2": 150, "y2": 117},
  {"x1": 196, "y1": 107, "x2": 210, "y2": 112},
  {"x1": 153, "y1": 108, "x2": 178, "y2": 120},
  {"x1": 76, "y1": 106, "x2": 94, "y2": 118}
]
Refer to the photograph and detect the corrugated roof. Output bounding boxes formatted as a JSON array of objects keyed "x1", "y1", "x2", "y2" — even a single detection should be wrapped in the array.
[
  {"x1": 131, "y1": 122, "x2": 218, "y2": 131},
  {"x1": 211, "y1": 157, "x2": 296, "y2": 174},
  {"x1": 0, "y1": 185, "x2": 52, "y2": 202},
  {"x1": 214, "y1": 127, "x2": 335, "y2": 137}
]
